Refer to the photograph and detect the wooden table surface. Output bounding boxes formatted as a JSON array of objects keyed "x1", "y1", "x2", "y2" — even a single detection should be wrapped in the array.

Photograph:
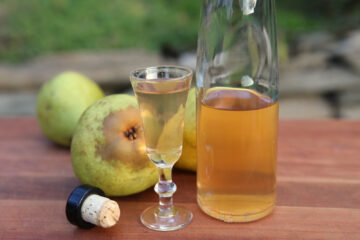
[{"x1": 0, "y1": 118, "x2": 359, "y2": 240}]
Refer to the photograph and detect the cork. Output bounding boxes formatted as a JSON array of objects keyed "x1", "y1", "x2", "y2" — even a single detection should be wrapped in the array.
[{"x1": 80, "y1": 194, "x2": 120, "y2": 228}]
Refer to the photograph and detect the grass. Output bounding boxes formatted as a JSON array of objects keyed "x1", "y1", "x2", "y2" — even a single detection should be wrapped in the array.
[
  {"x1": 0, "y1": 0, "x2": 359, "y2": 62},
  {"x1": 0, "y1": 0, "x2": 201, "y2": 62}
]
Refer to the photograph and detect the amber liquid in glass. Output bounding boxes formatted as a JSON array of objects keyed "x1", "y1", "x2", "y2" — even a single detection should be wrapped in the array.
[{"x1": 197, "y1": 87, "x2": 278, "y2": 222}]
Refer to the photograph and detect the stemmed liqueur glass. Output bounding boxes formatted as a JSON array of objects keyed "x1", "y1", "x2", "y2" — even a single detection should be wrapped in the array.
[{"x1": 130, "y1": 66, "x2": 193, "y2": 231}]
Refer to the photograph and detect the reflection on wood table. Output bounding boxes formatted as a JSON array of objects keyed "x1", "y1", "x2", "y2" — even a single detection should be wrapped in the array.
[{"x1": 0, "y1": 118, "x2": 359, "y2": 239}]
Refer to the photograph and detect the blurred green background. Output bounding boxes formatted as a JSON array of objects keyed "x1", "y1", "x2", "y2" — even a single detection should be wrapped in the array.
[
  {"x1": 1, "y1": 0, "x2": 359, "y2": 62},
  {"x1": 0, "y1": 0, "x2": 360, "y2": 119}
]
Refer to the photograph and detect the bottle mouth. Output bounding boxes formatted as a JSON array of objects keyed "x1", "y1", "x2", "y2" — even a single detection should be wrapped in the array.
[{"x1": 242, "y1": 0, "x2": 257, "y2": 15}]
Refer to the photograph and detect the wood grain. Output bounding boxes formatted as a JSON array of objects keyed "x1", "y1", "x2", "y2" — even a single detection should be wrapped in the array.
[{"x1": 0, "y1": 118, "x2": 359, "y2": 240}]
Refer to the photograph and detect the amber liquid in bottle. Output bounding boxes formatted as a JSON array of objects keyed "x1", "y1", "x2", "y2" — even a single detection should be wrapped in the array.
[{"x1": 197, "y1": 87, "x2": 278, "y2": 222}]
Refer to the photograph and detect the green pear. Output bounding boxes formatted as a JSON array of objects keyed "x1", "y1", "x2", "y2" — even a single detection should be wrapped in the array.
[
  {"x1": 71, "y1": 94, "x2": 158, "y2": 196},
  {"x1": 176, "y1": 88, "x2": 197, "y2": 171},
  {"x1": 37, "y1": 71, "x2": 104, "y2": 146}
]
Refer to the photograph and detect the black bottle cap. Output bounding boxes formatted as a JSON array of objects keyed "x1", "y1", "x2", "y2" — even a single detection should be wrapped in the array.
[{"x1": 66, "y1": 184, "x2": 105, "y2": 229}]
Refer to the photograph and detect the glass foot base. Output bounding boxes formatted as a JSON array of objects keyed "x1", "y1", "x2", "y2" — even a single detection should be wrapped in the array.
[{"x1": 140, "y1": 205, "x2": 193, "y2": 231}]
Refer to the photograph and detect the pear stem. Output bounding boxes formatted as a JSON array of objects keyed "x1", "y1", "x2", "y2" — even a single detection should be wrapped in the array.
[{"x1": 154, "y1": 167, "x2": 177, "y2": 217}]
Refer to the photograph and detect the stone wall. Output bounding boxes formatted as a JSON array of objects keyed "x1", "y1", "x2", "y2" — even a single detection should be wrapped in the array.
[
  {"x1": 0, "y1": 31, "x2": 360, "y2": 118},
  {"x1": 280, "y1": 31, "x2": 360, "y2": 118},
  {"x1": 0, "y1": 49, "x2": 172, "y2": 116}
]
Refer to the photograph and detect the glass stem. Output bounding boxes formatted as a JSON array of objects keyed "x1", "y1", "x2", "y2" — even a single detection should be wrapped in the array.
[{"x1": 154, "y1": 166, "x2": 177, "y2": 217}]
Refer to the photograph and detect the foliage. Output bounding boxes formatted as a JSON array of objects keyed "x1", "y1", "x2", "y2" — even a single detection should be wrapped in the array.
[
  {"x1": 0, "y1": 0, "x2": 201, "y2": 62},
  {"x1": 276, "y1": 0, "x2": 360, "y2": 39},
  {"x1": 0, "y1": 0, "x2": 359, "y2": 62}
]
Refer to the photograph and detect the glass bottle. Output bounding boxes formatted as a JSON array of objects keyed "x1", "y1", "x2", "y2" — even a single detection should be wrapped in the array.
[{"x1": 196, "y1": 0, "x2": 279, "y2": 222}]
